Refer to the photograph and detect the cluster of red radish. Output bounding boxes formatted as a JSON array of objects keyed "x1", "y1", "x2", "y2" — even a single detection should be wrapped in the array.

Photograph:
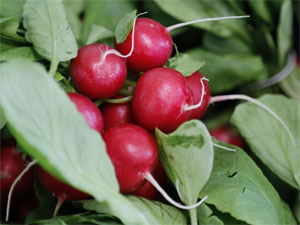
[{"x1": 1, "y1": 13, "x2": 295, "y2": 222}]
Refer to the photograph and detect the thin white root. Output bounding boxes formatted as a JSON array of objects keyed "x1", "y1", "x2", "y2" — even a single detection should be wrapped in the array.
[
  {"x1": 144, "y1": 172, "x2": 207, "y2": 210},
  {"x1": 100, "y1": 12, "x2": 147, "y2": 65},
  {"x1": 6, "y1": 159, "x2": 37, "y2": 221},
  {"x1": 212, "y1": 143, "x2": 236, "y2": 152},
  {"x1": 184, "y1": 78, "x2": 209, "y2": 111},
  {"x1": 167, "y1": 15, "x2": 250, "y2": 32},
  {"x1": 210, "y1": 94, "x2": 296, "y2": 147}
]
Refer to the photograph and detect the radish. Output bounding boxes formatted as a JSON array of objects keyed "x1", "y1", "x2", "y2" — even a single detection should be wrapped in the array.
[
  {"x1": 69, "y1": 43, "x2": 127, "y2": 99},
  {"x1": 37, "y1": 166, "x2": 89, "y2": 217},
  {"x1": 67, "y1": 93, "x2": 104, "y2": 134},
  {"x1": 101, "y1": 95, "x2": 134, "y2": 130},
  {"x1": 131, "y1": 67, "x2": 193, "y2": 133},
  {"x1": 131, "y1": 160, "x2": 166, "y2": 200},
  {"x1": 115, "y1": 16, "x2": 249, "y2": 73},
  {"x1": 210, "y1": 125, "x2": 245, "y2": 149}
]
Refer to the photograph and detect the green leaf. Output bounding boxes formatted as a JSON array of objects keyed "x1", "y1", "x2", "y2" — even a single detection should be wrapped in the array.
[
  {"x1": 294, "y1": 192, "x2": 300, "y2": 223},
  {"x1": 23, "y1": 0, "x2": 77, "y2": 62},
  {"x1": 0, "y1": 0, "x2": 25, "y2": 21},
  {"x1": 280, "y1": 65, "x2": 300, "y2": 101},
  {"x1": 231, "y1": 94, "x2": 300, "y2": 189},
  {"x1": 81, "y1": 1, "x2": 134, "y2": 44},
  {"x1": 86, "y1": 25, "x2": 114, "y2": 45},
  {"x1": 188, "y1": 48, "x2": 268, "y2": 94},
  {"x1": 54, "y1": 72, "x2": 75, "y2": 93},
  {"x1": 247, "y1": 0, "x2": 272, "y2": 23},
  {"x1": 0, "y1": 107, "x2": 6, "y2": 129},
  {"x1": 0, "y1": 17, "x2": 26, "y2": 42},
  {"x1": 282, "y1": 200, "x2": 298, "y2": 225},
  {"x1": 199, "y1": 141, "x2": 297, "y2": 224},
  {"x1": 165, "y1": 53, "x2": 205, "y2": 76},
  {"x1": 0, "y1": 60, "x2": 149, "y2": 225},
  {"x1": 115, "y1": 10, "x2": 136, "y2": 44},
  {"x1": 82, "y1": 196, "x2": 187, "y2": 225},
  {"x1": 277, "y1": 0, "x2": 293, "y2": 67},
  {"x1": 0, "y1": 46, "x2": 41, "y2": 61},
  {"x1": 155, "y1": 121, "x2": 213, "y2": 213},
  {"x1": 197, "y1": 203, "x2": 224, "y2": 225}
]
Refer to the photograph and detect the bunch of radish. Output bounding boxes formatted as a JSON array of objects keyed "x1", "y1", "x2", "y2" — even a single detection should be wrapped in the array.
[{"x1": 2, "y1": 12, "x2": 296, "y2": 223}]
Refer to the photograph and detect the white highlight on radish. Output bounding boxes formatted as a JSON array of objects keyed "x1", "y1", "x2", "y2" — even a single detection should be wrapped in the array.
[
  {"x1": 99, "y1": 12, "x2": 148, "y2": 65},
  {"x1": 184, "y1": 77, "x2": 209, "y2": 111},
  {"x1": 5, "y1": 159, "x2": 37, "y2": 221},
  {"x1": 144, "y1": 172, "x2": 207, "y2": 210},
  {"x1": 212, "y1": 143, "x2": 237, "y2": 152},
  {"x1": 210, "y1": 94, "x2": 296, "y2": 147},
  {"x1": 167, "y1": 15, "x2": 250, "y2": 32}
]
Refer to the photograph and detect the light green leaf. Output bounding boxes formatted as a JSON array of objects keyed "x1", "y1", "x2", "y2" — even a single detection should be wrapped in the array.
[
  {"x1": 0, "y1": 60, "x2": 149, "y2": 225},
  {"x1": 54, "y1": 72, "x2": 75, "y2": 93},
  {"x1": 155, "y1": 120, "x2": 213, "y2": 222},
  {"x1": 0, "y1": 107, "x2": 6, "y2": 129},
  {"x1": 199, "y1": 141, "x2": 297, "y2": 224},
  {"x1": 280, "y1": 65, "x2": 300, "y2": 101},
  {"x1": 231, "y1": 94, "x2": 300, "y2": 189},
  {"x1": 277, "y1": 0, "x2": 293, "y2": 67},
  {"x1": 0, "y1": 46, "x2": 41, "y2": 61},
  {"x1": 0, "y1": 0, "x2": 25, "y2": 20},
  {"x1": 0, "y1": 17, "x2": 26, "y2": 42},
  {"x1": 197, "y1": 203, "x2": 224, "y2": 225},
  {"x1": 23, "y1": 0, "x2": 77, "y2": 62},
  {"x1": 165, "y1": 53, "x2": 205, "y2": 76},
  {"x1": 282, "y1": 200, "x2": 298, "y2": 225},
  {"x1": 188, "y1": 48, "x2": 268, "y2": 94},
  {"x1": 86, "y1": 25, "x2": 114, "y2": 45},
  {"x1": 115, "y1": 10, "x2": 136, "y2": 44}
]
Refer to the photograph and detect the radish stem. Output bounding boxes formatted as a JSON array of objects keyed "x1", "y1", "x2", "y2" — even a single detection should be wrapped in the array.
[
  {"x1": 212, "y1": 143, "x2": 236, "y2": 152},
  {"x1": 103, "y1": 96, "x2": 132, "y2": 104},
  {"x1": 53, "y1": 195, "x2": 67, "y2": 218},
  {"x1": 185, "y1": 78, "x2": 209, "y2": 111}
]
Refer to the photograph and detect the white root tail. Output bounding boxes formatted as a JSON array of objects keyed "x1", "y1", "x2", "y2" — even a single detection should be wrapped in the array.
[
  {"x1": 212, "y1": 143, "x2": 237, "y2": 152},
  {"x1": 6, "y1": 160, "x2": 37, "y2": 221},
  {"x1": 144, "y1": 172, "x2": 207, "y2": 210},
  {"x1": 99, "y1": 12, "x2": 147, "y2": 65},
  {"x1": 167, "y1": 15, "x2": 250, "y2": 32},
  {"x1": 210, "y1": 94, "x2": 296, "y2": 147},
  {"x1": 185, "y1": 77, "x2": 209, "y2": 111}
]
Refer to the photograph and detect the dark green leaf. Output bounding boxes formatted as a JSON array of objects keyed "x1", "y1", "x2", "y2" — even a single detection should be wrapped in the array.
[
  {"x1": 280, "y1": 65, "x2": 300, "y2": 101},
  {"x1": 294, "y1": 193, "x2": 300, "y2": 223},
  {"x1": 248, "y1": 0, "x2": 272, "y2": 23},
  {"x1": 155, "y1": 121, "x2": 213, "y2": 211},
  {"x1": 54, "y1": 72, "x2": 75, "y2": 93},
  {"x1": 188, "y1": 48, "x2": 268, "y2": 94},
  {"x1": 0, "y1": 0, "x2": 25, "y2": 21},
  {"x1": 115, "y1": 10, "x2": 136, "y2": 44},
  {"x1": 199, "y1": 141, "x2": 297, "y2": 224},
  {"x1": 197, "y1": 203, "x2": 224, "y2": 225},
  {"x1": 86, "y1": 25, "x2": 114, "y2": 45},
  {"x1": 277, "y1": 0, "x2": 293, "y2": 67},
  {"x1": 231, "y1": 94, "x2": 300, "y2": 189},
  {"x1": 81, "y1": 1, "x2": 134, "y2": 44},
  {"x1": 0, "y1": 46, "x2": 41, "y2": 61},
  {"x1": 0, "y1": 60, "x2": 149, "y2": 225},
  {"x1": 0, "y1": 17, "x2": 26, "y2": 42},
  {"x1": 23, "y1": 0, "x2": 77, "y2": 62},
  {"x1": 165, "y1": 53, "x2": 205, "y2": 76}
]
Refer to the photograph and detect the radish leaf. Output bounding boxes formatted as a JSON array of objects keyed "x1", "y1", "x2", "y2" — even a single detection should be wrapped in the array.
[
  {"x1": 0, "y1": 17, "x2": 26, "y2": 42},
  {"x1": 86, "y1": 25, "x2": 114, "y2": 45},
  {"x1": 115, "y1": 10, "x2": 136, "y2": 44}
]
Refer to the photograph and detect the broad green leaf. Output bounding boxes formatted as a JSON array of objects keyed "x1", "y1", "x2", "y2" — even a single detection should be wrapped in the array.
[
  {"x1": 197, "y1": 204, "x2": 224, "y2": 225},
  {"x1": 115, "y1": 10, "x2": 136, "y2": 44},
  {"x1": 280, "y1": 65, "x2": 300, "y2": 101},
  {"x1": 282, "y1": 200, "x2": 298, "y2": 225},
  {"x1": 0, "y1": 0, "x2": 25, "y2": 20},
  {"x1": 154, "y1": 0, "x2": 250, "y2": 40},
  {"x1": 277, "y1": 0, "x2": 292, "y2": 67},
  {"x1": 155, "y1": 120, "x2": 213, "y2": 209},
  {"x1": 54, "y1": 72, "x2": 75, "y2": 93},
  {"x1": 0, "y1": 17, "x2": 26, "y2": 42},
  {"x1": 81, "y1": 1, "x2": 134, "y2": 44},
  {"x1": 188, "y1": 48, "x2": 268, "y2": 94},
  {"x1": 86, "y1": 25, "x2": 114, "y2": 45},
  {"x1": 0, "y1": 46, "x2": 41, "y2": 61},
  {"x1": 0, "y1": 107, "x2": 6, "y2": 129},
  {"x1": 165, "y1": 53, "x2": 205, "y2": 76},
  {"x1": 248, "y1": 0, "x2": 271, "y2": 23},
  {"x1": 0, "y1": 60, "x2": 149, "y2": 225},
  {"x1": 23, "y1": 0, "x2": 77, "y2": 62},
  {"x1": 199, "y1": 141, "x2": 297, "y2": 224},
  {"x1": 231, "y1": 94, "x2": 300, "y2": 189},
  {"x1": 82, "y1": 196, "x2": 187, "y2": 225}
]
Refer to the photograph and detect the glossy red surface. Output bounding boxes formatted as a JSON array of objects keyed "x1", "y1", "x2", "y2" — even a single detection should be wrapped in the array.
[{"x1": 210, "y1": 126, "x2": 245, "y2": 149}]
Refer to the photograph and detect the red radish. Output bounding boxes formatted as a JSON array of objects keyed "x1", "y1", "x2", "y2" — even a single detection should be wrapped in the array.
[
  {"x1": 210, "y1": 125, "x2": 245, "y2": 149},
  {"x1": 115, "y1": 16, "x2": 249, "y2": 73},
  {"x1": 186, "y1": 71, "x2": 210, "y2": 119},
  {"x1": 67, "y1": 93, "x2": 104, "y2": 133},
  {"x1": 103, "y1": 123, "x2": 159, "y2": 193},
  {"x1": 13, "y1": 195, "x2": 39, "y2": 223},
  {"x1": 101, "y1": 95, "x2": 134, "y2": 130},
  {"x1": 69, "y1": 43, "x2": 127, "y2": 99},
  {"x1": 132, "y1": 160, "x2": 166, "y2": 200},
  {"x1": 131, "y1": 67, "x2": 193, "y2": 133}
]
